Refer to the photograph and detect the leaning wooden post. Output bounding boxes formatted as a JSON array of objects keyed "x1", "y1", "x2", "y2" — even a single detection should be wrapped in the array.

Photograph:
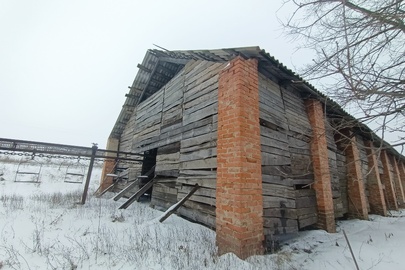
[
  {"x1": 81, "y1": 144, "x2": 98, "y2": 205},
  {"x1": 159, "y1": 184, "x2": 200, "y2": 223}
]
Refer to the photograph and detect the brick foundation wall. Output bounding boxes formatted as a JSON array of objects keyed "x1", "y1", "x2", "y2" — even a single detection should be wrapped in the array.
[
  {"x1": 364, "y1": 141, "x2": 387, "y2": 216},
  {"x1": 216, "y1": 57, "x2": 264, "y2": 259},
  {"x1": 305, "y1": 99, "x2": 336, "y2": 233}
]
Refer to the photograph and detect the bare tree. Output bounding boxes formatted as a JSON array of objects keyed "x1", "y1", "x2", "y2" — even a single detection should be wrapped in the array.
[{"x1": 280, "y1": 0, "x2": 405, "y2": 149}]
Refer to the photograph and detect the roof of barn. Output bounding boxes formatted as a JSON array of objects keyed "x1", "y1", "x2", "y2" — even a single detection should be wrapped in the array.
[{"x1": 110, "y1": 46, "x2": 404, "y2": 161}]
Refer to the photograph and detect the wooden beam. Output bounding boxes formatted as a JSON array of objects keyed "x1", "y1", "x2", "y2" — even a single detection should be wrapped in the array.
[
  {"x1": 96, "y1": 182, "x2": 117, "y2": 198},
  {"x1": 125, "y1": 93, "x2": 140, "y2": 99},
  {"x1": 159, "y1": 184, "x2": 200, "y2": 223},
  {"x1": 118, "y1": 177, "x2": 157, "y2": 209},
  {"x1": 158, "y1": 57, "x2": 190, "y2": 65},
  {"x1": 112, "y1": 179, "x2": 140, "y2": 201},
  {"x1": 137, "y1": 63, "x2": 152, "y2": 73}
]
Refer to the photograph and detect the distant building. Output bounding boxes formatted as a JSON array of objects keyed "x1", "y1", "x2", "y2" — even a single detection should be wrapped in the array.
[{"x1": 100, "y1": 47, "x2": 405, "y2": 259}]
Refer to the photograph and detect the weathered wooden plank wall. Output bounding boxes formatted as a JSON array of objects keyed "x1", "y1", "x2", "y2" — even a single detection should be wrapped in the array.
[
  {"x1": 115, "y1": 60, "x2": 225, "y2": 229},
  {"x1": 177, "y1": 61, "x2": 226, "y2": 228},
  {"x1": 258, "y1": 73, "x2": 351, "y2": 239}
]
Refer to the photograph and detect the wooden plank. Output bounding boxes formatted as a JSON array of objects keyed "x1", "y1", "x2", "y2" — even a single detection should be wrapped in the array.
[
  {"x1": 178, "y1": 184, "x2": 215, "y2": 198},
  {"x1": 184, "y1": 89, "x2": 217, "y2": 110},
  {"x1": 176, "y1": 191, "x2": 216, "y2": 206},
  {"x1": 151, "y1": 193, "x2": 178, "y2": 207},
  {"x1": 263, "y1": 195, "x2": 296, "y2": 208},
  {"x1": 159, "y1": 184, "x2": 200, "y2": 222},
  {"x1": 298, "y1": 216, "x2": 317, "y2": 229},
  {"x1": 155, "y1": 170, "x2": 179, "y2": 177},
  {"x1": 156, "y1": 152, "x2": 180, "y2": 163},
  {"x1": 295, "y1": 195, "x2": 317, "y2": 208},
  {"x1": 182, "y1": 103, "x2": 217, "y2": 126},
  {"x1": 260, "y1": 126, "x2": 288, "y2": 142},
  {"x1": 180, "y1": 169, "x2": 216, "y2": 176},
  {"x1": 157, "y1": 142, "x2": 181, "y2": 154},
  {"x1": 184, "y1": 98, "x2": 217, "y2": 115},
  {"x1": 262, "y1": 174, "x2": 293, "y2": 186},
  {"x1": 180, "y1": 140, "x2": 216, "y2": 154},
  {"x1": 181, "y1": 132, "x2": 217, "y2": 151},
  {"x1": 154, "y1": 181, "x2": 177, "y2": 191},
  {"x1": 262, "y1": 183, "x2": 296, "y2": 199},
  {"x1": 184, "y1": 77, "x2": 219, "y2": 104},
  {"x1": 155, "y1": 163, "x2": 179, "y2": 172},
  {"x1": 183, "y1": 200, "x2": 216, "y2": 217},
  {"x1": 150, "y1": 194, "x2": 177, "y2": 211},
  {"x1": 180, "y1": 148, "x2": 217, "y2": 162},
  {"x1": 261, "y1": 152, "x2": 291, "y2": 166},
  {"x1": 263, "y1": 218, "x2": 298, "y2": 231},
  {"x1": 176, "y1": 206, "x2": 216, "y2": 229},
  {"x1": 261, "y1": 136, "x2": 289, "y2": 151},
  {"x1": 179, "y1": 157, "x2": 216, "y2": 170},
  {"x1": 263, "y1": 208, "x2": 297, "y2": 219},
  {"x1": 95, "y1": 182, "x2": 118, "y2": 198},
  {"x1": 119, "y1": 177, "x2": 157, "y2": 209},
  {"x1": 112, "y1": 179, "x2": 140, "y2": 201},
  {"x1": 262, "y1": 165, "x2": 292, "y2": 177},
  {"x1": 177, "y1": 177, "x2": 216, "y2": 189}
]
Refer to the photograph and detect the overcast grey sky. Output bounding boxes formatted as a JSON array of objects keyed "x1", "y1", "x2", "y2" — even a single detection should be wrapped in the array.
[{"x1": 0, "y1": 0, "x2": 310, "y2": 149}]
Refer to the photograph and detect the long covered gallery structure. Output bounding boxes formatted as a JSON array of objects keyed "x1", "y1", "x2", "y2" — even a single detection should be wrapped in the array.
[{"x1": 99, "y1": 47, "x2": 405, "y2": 259}]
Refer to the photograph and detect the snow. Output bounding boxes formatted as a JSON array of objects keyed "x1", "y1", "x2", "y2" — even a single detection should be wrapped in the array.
[{"x1": 1, "y1": 157, "x2": 404, "y2": 269}]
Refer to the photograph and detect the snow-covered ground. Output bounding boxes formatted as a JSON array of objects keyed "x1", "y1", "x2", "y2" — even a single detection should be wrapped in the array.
[{"x1": 0, "y1": 157, "x2": 404, "y2": 270}]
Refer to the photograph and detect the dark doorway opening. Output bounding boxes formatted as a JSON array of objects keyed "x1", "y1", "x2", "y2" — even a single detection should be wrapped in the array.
[{"x1": 140, "y1": 148, "x2": 157, "y2": 197}]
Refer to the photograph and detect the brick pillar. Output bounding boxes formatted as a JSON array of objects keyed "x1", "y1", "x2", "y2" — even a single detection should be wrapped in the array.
[
  {"x1": 364, "y1": 141, "x2": 387, "y2": 216},
  {"x1": 337, "y1": 130, "x2": 368, "y2": 219},
  {"x1": 305, "y1": 99, "x2": 336, "y2": 233},
  {"x1": 391, "y1": 156, "x2": 405, "y2": 206},
  {"x1": 99, "y1": 137, "x2": 119, "y2": 192},
  {"x1": 399, "y1": 162, "x2": 405, "y2": 201},
  {"x1": 380, "y1": 150, "x2": 398, "y2": 210},
  {"x1": 216, "y1": 56, "x2": 264, "y2": 259}
]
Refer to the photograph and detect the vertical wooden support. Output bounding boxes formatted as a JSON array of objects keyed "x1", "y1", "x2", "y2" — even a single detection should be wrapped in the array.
[
  {"x1": 81, "y1": 144, "x2": 98, "y2": 204},
  {"x1": 339, "y1": 130, "x2": 368, "y2": 220},
  {"x1": 305, "y1": 99, "x2": 336, "y2": 233},
  {"x1": 391, "y1": 157, "x2": 405, "y2": 206},
  {"x1": 364, "y1": 141, "x2": 387, "y2": 216},
  {"x1": 380, "y1": 150, "x2": 398, "y2": 210},
  {"x1": 99, "y1": 137, "x2": 119, "y2": 192},
  {"x1": 399, "y1": 162, "x2": 405, "y2": 202},
  {"x1": 216, "y1": 57, "x2": 264, "y2": 259}
]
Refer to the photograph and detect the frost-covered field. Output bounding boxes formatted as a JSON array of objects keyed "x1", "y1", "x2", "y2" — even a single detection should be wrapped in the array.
[{"x1": 0, "y1": 157, "x2": 404, "y2": 270}]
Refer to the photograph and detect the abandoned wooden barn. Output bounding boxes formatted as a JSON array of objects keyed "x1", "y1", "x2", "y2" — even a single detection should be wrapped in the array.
[{"x1": 99, "y1": 46, "x2": 405, "y2": 259}]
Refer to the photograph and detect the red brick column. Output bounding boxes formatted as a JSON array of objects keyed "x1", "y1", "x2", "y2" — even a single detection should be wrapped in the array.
[
  {"x1": 364, "y1": 141, "x2": 387, "y2": 216},
  {"x1": 338, "y1": 130, "x2": 368, "y2": 219},
  {"x1": 380, "y1": 150, "x2": 398, "y2": 210},
  {"x1": 391, "y1": 157, "x2": 405, "y2": 206},
  {"x1": 305, "y1": 99, "x2": 336, "y2": 233},
  {"x1": 399, "y1": 162, "x2": 405, "y2": 201},
  {"x1": 216, "y1": 57, "x2": 264, "y2": 259},
  {"x1": 99, "y1": 137, "x2": 119, "y2": 192}
]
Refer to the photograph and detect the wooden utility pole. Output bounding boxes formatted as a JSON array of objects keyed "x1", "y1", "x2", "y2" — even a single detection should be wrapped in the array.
[{"x1": 81, "y1": 144, "x2": 98, "y2": 204}]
